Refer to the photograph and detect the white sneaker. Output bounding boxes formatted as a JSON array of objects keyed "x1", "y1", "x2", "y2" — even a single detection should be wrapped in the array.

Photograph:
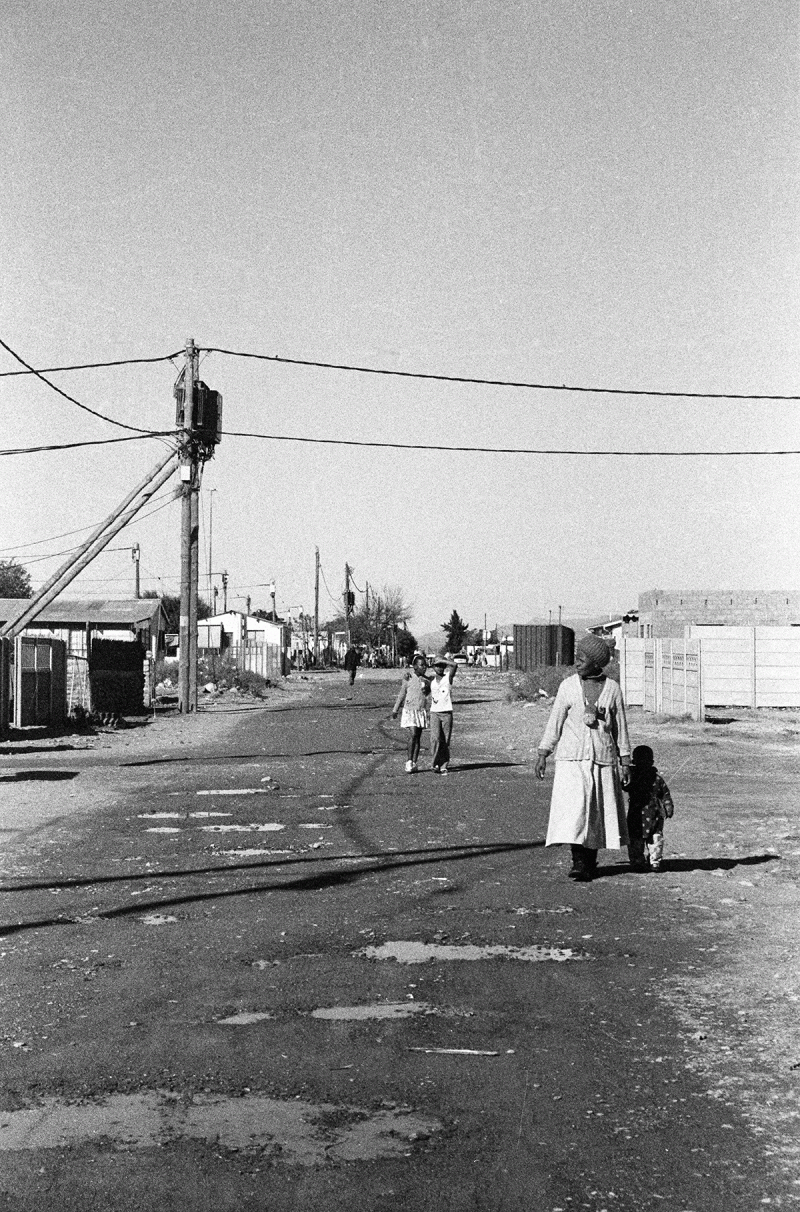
[
  {"x1": 405, "y1": 760, "x2": 414, "y2": 773},
  {"x1": 440, "y1": 765, "x2": 448, "y2": 777}
]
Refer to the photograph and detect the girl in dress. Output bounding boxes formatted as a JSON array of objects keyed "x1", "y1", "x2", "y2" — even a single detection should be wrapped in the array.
[
  {"x1": 535, "y1": 635, "x2": 631, "y2": 881},
  {"x1": 392, "y1": 654, "x2": 431, "y2": 773}
]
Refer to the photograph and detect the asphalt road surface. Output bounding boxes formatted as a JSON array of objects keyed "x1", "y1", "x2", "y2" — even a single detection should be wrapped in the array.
[{"x1": 0, "y1": 672, "x2": 789, "y2": 1211}]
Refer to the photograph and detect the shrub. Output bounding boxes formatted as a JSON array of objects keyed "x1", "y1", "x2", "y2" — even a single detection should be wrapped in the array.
[
  {"x1": 507, "y1": 660, "x2": 620, "y2": 702},
  {"x1": 155, "y1": 658, "x2": 179, "y2": 684},
  {"x1": 198, "y1": 654, "x2": 271, "y2": 697}
]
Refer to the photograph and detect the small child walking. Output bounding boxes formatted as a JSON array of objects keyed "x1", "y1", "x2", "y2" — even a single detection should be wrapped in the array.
[
  {"x1": 392, "y1": 654, "x2": 431, "y2": 773},
  {"x1": 626, "y1": 745, "x2": 674, "y2": 872}
]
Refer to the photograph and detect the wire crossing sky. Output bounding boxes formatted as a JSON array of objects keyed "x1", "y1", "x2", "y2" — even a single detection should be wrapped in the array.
[{"x1": 2, "y1": 1, "x2": 798, "y2": 630}]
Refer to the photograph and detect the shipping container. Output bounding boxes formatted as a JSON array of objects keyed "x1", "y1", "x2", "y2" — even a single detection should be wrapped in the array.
[{"x1": 512, "y1": 624, "x2": 575, "y2": 670}]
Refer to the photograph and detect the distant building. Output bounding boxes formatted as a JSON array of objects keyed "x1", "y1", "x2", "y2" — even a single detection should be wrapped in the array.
[
  {"x1": 637, "y1": 590, "x2": 800, "y2": 639},
  {"x1": 198, "y1": 611, "x2": 285, "y2": 651}
]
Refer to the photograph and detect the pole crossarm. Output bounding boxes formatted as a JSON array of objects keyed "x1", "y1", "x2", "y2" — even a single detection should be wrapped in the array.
[{"x1": 0, "y1": 448, "x2": 180, "y2": 639}]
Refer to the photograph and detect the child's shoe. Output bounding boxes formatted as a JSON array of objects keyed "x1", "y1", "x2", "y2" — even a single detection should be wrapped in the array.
[
  {"x1": 405, "y1": 760, "x2": 414, "y2": 774},
  {"x1": 650, "y1": 862, "x2": 662, "y2": 873},
  {"x1": 439, "y1": 765, "x2": 448, "y2": 777},
  {"x1": 432, "y1": 765, "x2": 440, "y2": 774}
]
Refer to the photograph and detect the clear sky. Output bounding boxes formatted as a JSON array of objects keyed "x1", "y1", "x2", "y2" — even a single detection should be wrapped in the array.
[{"x1": 2, "y1": 0, "x2": 798, "y2": 636}]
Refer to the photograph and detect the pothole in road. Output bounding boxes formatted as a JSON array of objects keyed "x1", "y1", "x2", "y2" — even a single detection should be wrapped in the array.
[
  {"x1": 309, "y1": 1002, "x2": 469, "y2": 1020},
  {"x1": 217, "y1": 1011, "x2": 275, "y2": 1025},
  {"x1": 196, "y1": 789, "x2": 278, "y2": 797},
  {"x1": 0, "y1": 1092, "x2": 441, "y2": 1163},
  {"x1": 358, "y1": 941, "x2": 587, "y2": 963},
  {"x1": 200, "y1": 823, "x2": 285, "y2": 833},
  {"x1": 219, "y1": 848, "x2": 294, "y2": 857},
  {"x1": 139, "y1": 914, "x2": 178, "y2": 926}
]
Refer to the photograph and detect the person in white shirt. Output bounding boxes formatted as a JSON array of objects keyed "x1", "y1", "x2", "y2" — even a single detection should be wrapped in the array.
[{"x1": 429, "y1": 657, "x2": 457, "y2": 775}]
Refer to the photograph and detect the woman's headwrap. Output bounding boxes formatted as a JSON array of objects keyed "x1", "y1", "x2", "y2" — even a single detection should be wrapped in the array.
[{"x1": 576, "y1": 634, "x2": 611, "y2": 669}]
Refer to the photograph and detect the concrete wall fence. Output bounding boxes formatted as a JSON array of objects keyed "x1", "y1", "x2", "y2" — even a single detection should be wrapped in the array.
[
  {"x1": 637, "y1": 590, "x2": 800, "y2": 639},
  {"x1": 621, "y1": 627, "x2": 800, "y2": 717}
]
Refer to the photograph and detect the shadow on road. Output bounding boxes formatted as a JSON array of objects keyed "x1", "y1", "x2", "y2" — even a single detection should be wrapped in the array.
[
  {"x1": 592, "y1": 853, "x2": 780, "y2": 880},
  {"x1": 0, "y1": 770, "x2": 79, "y2": 782},
  {"x1": 0, "y1": 839, "x2": 545, "y2": 937},
  {"x1": 448, "y1": 761, "x2": 526, "y2": 772},
  {"x1": 120, "y1": 748, "x2": 395, "y2": 768}
]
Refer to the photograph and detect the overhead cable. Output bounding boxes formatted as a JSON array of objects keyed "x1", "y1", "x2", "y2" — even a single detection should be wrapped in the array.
[
  {"x1": 0, "y1": 336, "x2": 173, "y2": 434},
  {"x1": 0, "y1": 489, "x2": 178, "y2": 556},
  {"x1": 0, "y1": 432, "x2": 180, "y2": 457},
  {"x1": 222, "y1": 429, "x2": 800, "y2": 458},
  {"x1": 319, "y1": 564, "x2": 342, "y2": 608},
  {"x1": 0, "y1": 351, "x2": 183, "y2": 378},
  {"x1": 201, "y1": 345, "x2": 800, "y2": 403}
]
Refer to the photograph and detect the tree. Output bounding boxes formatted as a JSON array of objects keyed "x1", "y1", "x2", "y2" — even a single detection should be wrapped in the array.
[
  {"x1": 442, "y1": 609, "x2": 469, "y2": 653},
  {"x1": 142, "y1": 591, "x2": 211, "y2": 632},
  {"x1": 0, "y1": 560, "x2": 32, "y2": 598},
  {"x1": 396, "y1": 628, "x2": 418, "y2": 660}
]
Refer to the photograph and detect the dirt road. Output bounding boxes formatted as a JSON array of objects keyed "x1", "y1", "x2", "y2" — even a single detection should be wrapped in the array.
[{"x1": 0, "y1": 671, "x2": 797, "y2": 1211}]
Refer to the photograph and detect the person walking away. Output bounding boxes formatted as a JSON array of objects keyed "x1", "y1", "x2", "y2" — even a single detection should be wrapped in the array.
[
  {"x1": 343, "y1": 646, "x2": 361, "y2": 686},
  {"x1": 429, "y1": 656, "x2": 457, "y2": 774},
  {"x1": 534, "y1": 635, "x2": 631, "y2": 881},
  {"x1": 392, "y1": 654, "x2": 431, "y2": 773},
  {"x1": 626, "y1": 745, "x2": 674, "y2": 872}
]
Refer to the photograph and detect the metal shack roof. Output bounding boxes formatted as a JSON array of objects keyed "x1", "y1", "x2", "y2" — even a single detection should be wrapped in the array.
[{"x1": 0, "y1": 597, "x2": 166, "y2": 628}]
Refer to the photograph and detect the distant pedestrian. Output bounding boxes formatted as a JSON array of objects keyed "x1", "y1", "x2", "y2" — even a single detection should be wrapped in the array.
[
  {"x1": 343, "y1": 646, "x2": 361, "y2": 686},
  {"x1": 626, "y1": 745, "x2": 674, "y2": 873},
  {"x1": 429, "y1": 656, "x2": 457, "y2": 774},
  {"x1": 535, "y1": 635, "x2": 631, "y2": 882},
  {"x1": 392, "y1": 654, "x2": 431, "y2": 773}
]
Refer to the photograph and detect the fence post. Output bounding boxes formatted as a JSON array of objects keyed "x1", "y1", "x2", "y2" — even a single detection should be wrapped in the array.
[{"x1": 698, "y1": 639, "x2": 704, "y2": 720}]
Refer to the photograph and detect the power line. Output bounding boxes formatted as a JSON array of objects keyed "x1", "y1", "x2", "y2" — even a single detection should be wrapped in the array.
[
  {"x1": 0, "y1": 336, "x2": 172, "y2": 435},
  {"x1": 319, "y1": 564, "x2": 342, "y2": 609},
  {"x1": 0, "y1": 351, "x2": 183, "y2": 378},
  {"x1": 0, "y1": 432, "x2": 179, "y2": 458},
  {"x1": 0, "y1": 489, "x2": 178, "y2": 556},
  {"x1": 201, "y1": 345, "x2": 800, "y2": 403},
  {"x1": 221, "y1": 429, "x2": 800, "y2": 458}
]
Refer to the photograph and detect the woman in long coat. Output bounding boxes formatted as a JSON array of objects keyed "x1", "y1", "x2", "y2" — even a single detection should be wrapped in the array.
[{"x1": 535, "y1": 634, "x2": 631, "y2": 881}]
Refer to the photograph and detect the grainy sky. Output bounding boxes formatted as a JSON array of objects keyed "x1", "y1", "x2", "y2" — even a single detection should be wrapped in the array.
[{"x1": 2, "y1": 0, "x2": 798, "y2": 635}]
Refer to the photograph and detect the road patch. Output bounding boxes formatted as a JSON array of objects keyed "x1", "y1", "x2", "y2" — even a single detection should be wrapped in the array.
[
  {"x1": 358, "y1": 941, "x2": 586, "y2": 963},
  {"x1": 0, "y1": 1092, "x2": 441, "y2": 1163}
]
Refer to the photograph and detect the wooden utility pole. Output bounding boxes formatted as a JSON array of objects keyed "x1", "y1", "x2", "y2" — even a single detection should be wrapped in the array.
[
  {"x1": 189, "y1": 470, "x2": 200, "y2": 709},
  {"x1": 314, "y1": 547, "x2": 320, "y2": 667},
  {"x1": 132, "y1": 543, "x2": 140, "y2": 598},
  {"x1": 179, "y1": 337, "x2": 198, "y2": 714},
  {"x1": 0, "y1": 448, "x2": 179, "y2": 641},
  {"x1": 345, "y1": 563, "x2": 351, "y2": 647}
]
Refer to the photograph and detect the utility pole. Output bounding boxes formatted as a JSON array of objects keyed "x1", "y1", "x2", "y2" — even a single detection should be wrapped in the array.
[
  {"x1": 179, "y1": 338, "x2": 198, "y2": 715},
  {"x1": 344, "y1": 563, "x2": 352, "y2": 647},
  {"x1": 222, "y1": 571, "x2": 228, "y2": 612},
  {"x1": 176, "y1": 336, "x2": 223, "y2": 713},
  {"x1": 314, "y1": 547, "x2": 320, "y2": 667},
  {"x1": 270, "y1": 580, "x2": 277, "y2": 621},
  {"x1": 132, "y1": 543, "x2": 140, "y2": 598}
]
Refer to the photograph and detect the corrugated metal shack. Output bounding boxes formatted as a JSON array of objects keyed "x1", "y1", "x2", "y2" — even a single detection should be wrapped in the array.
[
  {"x1": 512, "y1": 624, "x2": 575, "y2": 670},
  {"x1": 0, "y1": 597, "x2": 166, "y2": 716}
]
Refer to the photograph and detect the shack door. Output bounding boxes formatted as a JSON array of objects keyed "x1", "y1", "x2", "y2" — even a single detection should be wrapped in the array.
[{"x1": 14, "y1": 637, "x2": 68, "y2": 728}]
